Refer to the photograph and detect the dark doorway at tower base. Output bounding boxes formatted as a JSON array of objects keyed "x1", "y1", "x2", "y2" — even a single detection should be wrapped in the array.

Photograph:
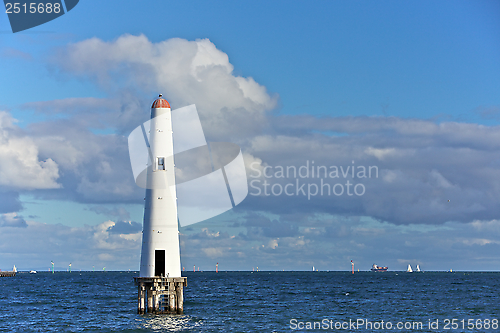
[{"x1": 155, "y1": 250, "x2": 165, "y2": 277}]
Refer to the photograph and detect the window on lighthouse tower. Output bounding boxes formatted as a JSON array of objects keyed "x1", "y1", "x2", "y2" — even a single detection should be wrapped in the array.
[{"x1": 157, "y1": 157, "x2": 165, "y2": 170}]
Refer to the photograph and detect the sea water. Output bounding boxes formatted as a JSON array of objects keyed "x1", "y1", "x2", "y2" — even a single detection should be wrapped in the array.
[{"x1": 1, "y1": 271, "x2": 499, "y2": 332}]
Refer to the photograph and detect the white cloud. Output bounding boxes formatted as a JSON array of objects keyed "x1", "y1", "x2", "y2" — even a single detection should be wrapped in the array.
[
  {"x1": 21, "y1": 118, "x2": 142, "y2": 203},
  {"x1": 0, "y1": 111, "x2": 60, "y2": 190},
  {"x1": 54, "y1": 35, "x2": 278, "y2": 141},
  {"x1": 34, "y1": 135, "x2": 83, "y2": 169}
]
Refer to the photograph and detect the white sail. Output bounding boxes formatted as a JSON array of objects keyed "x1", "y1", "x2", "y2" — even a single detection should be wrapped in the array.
[
  {"x1": 416, "y1": 265, "x2": 421, "y2": 272},
  {"x1": 407, "y1": 264, "x2": 413, "y2": 272}
]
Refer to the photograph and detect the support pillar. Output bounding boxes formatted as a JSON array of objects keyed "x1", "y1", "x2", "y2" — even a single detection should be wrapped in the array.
[
  {"x1": 176, "y1": 282, "x2": 184, "y2": 314},
  {"x1": 154, "y1": 292, "x2": 160, "y2": 313},
  {"x1": 137, "y1": 282, "x2": 146, "y2": 314},
  {"x1": 169, "y1": 281, "x2": 176, "y2": 313},
  {"x1": 147, "y1": 287, "x2": 154, "y2": 313}
]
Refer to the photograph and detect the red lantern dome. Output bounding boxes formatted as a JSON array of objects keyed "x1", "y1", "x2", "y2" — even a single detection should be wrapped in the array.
[{"x1": 151, "y1": 94, "x2": 170, "y2": 108}]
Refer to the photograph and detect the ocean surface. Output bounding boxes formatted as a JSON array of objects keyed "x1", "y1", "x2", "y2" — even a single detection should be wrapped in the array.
[{"x1": 1, "y1": 271, "x2": 499, "y2": 332}]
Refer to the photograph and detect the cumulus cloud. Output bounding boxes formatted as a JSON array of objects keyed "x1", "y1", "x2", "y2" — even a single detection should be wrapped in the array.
[
  {"x1": 53, "y1": 35, "x2": 278, "y2": 141},
  {"x1": 25, "y1": 118, "x2": 142, "y2": 203},
  {"x1": 0, "y1": 111, "x2": 61, "y2": 190}
]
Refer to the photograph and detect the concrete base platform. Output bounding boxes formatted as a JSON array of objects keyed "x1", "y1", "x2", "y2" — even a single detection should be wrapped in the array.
[{"x1": 134, "y1": 277, "x2": 187, "y2": 314}]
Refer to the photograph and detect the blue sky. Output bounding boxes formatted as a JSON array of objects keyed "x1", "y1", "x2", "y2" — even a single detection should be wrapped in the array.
[{"x1": 0, "y1": 1, "x2": 500, "y2": 272}]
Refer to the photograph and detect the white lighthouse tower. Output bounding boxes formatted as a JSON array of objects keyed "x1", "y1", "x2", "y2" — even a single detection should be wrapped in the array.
[
  {"x1": 134, "y1": 95, "x2": 186, "y2": 314},
  {"x1": 139, "y1": 94, "x2": 181, "y2": 278}
]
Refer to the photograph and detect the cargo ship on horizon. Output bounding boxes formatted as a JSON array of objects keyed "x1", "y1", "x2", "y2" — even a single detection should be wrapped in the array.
[{"x1": 371, "y1": 264, "x2": 388, "y2": 272}]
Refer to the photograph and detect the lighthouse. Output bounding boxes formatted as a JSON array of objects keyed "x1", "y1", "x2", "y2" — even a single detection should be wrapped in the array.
[
  {"x1": 134, "y1": 95, "x2": 186, "y2": 314},
  {"x1": 140, "y1": 94, "x2": 181, "y2": 278}
]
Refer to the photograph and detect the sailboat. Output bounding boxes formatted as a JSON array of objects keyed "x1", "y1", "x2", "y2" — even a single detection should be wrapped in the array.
[
  {"x1": 407, "y1": 264, "x2": 413, "y2": 272},
  {"x1": 416, "y1": 265, "x2": 421, "y2": 272}
]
